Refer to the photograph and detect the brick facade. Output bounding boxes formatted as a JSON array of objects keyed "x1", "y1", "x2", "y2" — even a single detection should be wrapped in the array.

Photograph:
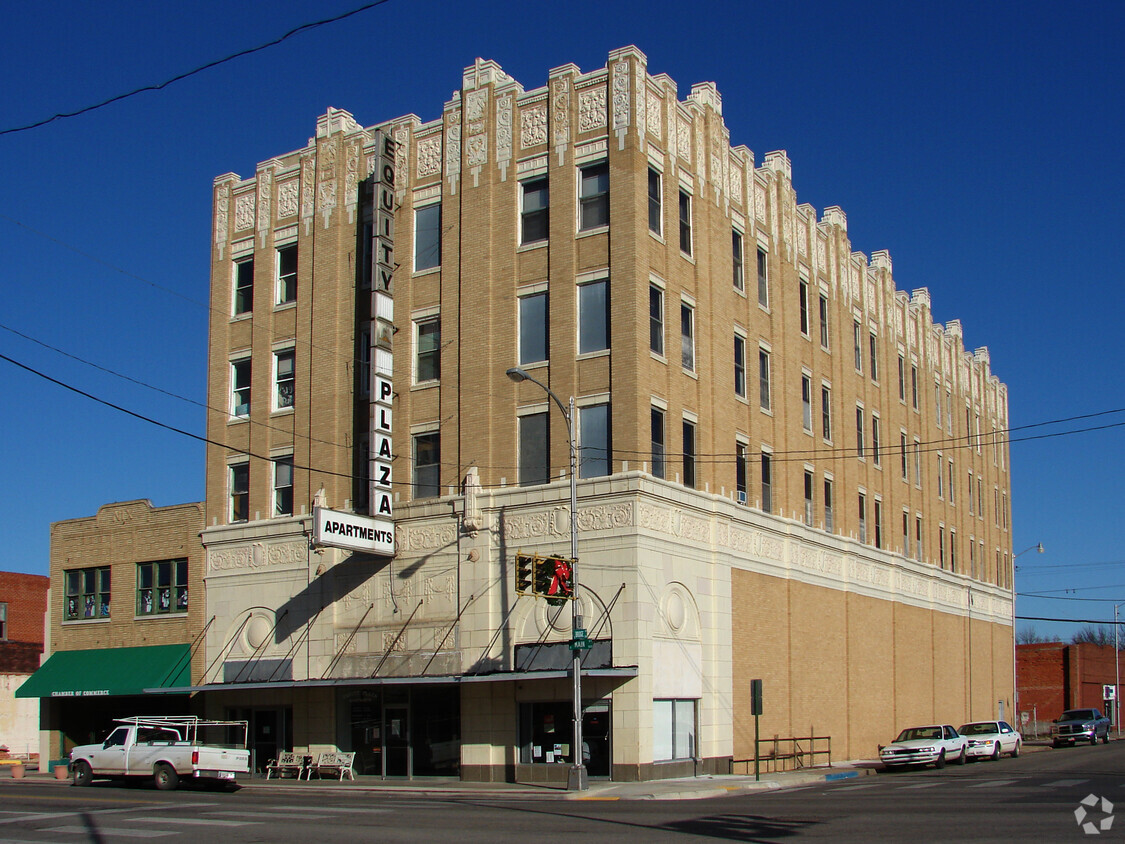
[{"x1": 1017, "y1": 642, "x2": 1120, "y2": 725}]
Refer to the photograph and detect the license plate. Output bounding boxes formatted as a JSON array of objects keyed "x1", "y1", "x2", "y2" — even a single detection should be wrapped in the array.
[{"x1": 216, "y1": 771, "x2": 235, "y2": 780}]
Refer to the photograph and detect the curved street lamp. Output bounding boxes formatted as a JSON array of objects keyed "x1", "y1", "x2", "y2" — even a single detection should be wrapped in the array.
[{"x1": 506, "y1": 367, "x2": 587, "y2": 791}]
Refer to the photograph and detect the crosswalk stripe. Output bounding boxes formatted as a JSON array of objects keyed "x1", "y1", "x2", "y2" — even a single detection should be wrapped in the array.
[
  {"x1": 968, "y1": 780, "x2": 1019, "y2": 788},
  {"x1": 134, "y1": 817, "x2": 254, "y2": 827},
  {"x1": 899, "y1": 782, "x2": 945, "y2": 789},
  {"x1": 1042, "y1": 779, "x2": 1088, "y2": 788},
  {"x1": 47, "y1": 827, "x2": 176, "y2": 838},
  {"x1": 208, "y1": 810, "x2": 390, "y2": 820},
  {"x1": 835, "y1": 783, "x2": 878, "y2": 791}
]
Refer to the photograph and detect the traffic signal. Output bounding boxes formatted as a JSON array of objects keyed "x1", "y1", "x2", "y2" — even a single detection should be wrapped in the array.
[
  {"x1": 538, "y1": 555, "x2": 574, "y2": 606},
  {"x1": 516, "y1": 552, "x2": 534, "y2": 595}
]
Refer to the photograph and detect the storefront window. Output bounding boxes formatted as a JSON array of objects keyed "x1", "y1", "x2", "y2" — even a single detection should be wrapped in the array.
[
  {"x1": 519, "y1": 701, "x2": 611, "y2": 776},
  {"x1": 653, "y1": 699, "x2": 696, "y2": 761}
]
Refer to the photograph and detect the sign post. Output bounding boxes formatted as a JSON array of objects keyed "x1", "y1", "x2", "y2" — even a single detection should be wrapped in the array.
[{"x1": 751, "y1": 679, "x2": 763, "y2": 782}]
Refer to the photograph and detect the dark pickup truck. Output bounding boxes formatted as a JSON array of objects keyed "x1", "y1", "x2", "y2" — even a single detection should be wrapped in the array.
[{"x1": 1050, "y1": 708, "x2": 1111, "y2": 747}]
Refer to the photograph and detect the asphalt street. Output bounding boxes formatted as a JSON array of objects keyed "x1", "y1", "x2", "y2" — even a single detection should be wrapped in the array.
[{"x1": 0, "y1": 741, "x2": 1121, "y2": 842}]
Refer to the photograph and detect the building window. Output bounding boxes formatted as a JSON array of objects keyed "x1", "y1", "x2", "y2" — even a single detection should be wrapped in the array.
[
  {"x1": 948, "y1": 460, "x2": 955, "y2": 504},
  {"x1": 916, "y1": 516, "x2": 924, "y2": 562},
  {"x1": 678, "y1": 190, "x2": 692, "y2": 255},
  {"x1": 856, "y1": 407, "x2": 865, "y2": 458},
  {"x1": 858, "y1": 492, "x2": 867, "y2": 543},
  {"x1": 230, "y1": 462, "x2": 249, "y2": 522},
  {"x1": 970, "y1": 540, "x2": 977, "y2": 579},
  {"x1": 415, "y1": 318, "x2": 441, "y2": 383},
  {"x1": 65, "y1": 567, "x2": 110, "y2": 620},
  {"x1": 682, "y1": 420, "x2": 696, "y2": 488},
  {"x1": 874, "y1": 498, "x2": 883, "y2": 548},
  {"x1": 758, "y1": 349, "x2": 771, "y2": 411},
  {"x1": 937, "y1": 454, "x2": 944, "y2": 498},
  {"x1": 801, "y1": 375, "x2": 813, "y2": 432},
  {"x1": 276, "y1": 245, "x2": 297, "y2": 305},
  {"x1": 853, "y1": 321, "x2": 863, "y2": 372},
  {"x1": 978, "y1": 477, "x2": 984, "y2": 520},
  {"x1": 519, "y1": 413, "x2": 549, "y2": 487},
  {"x1": 732, "y1": 230, "x2": 744, "y2": 291},
  {"x1": 413, "y1": 432, "x2": 441, "y2": 498},
  {"x1": 898, "y1": 355, "x2": 906, "y2": 402},
  {"x1": 911, "y1": 364, "x2": 919, "y2": 409},
  {"x1": 578, "y1": 280, "x2": 609, "y2": 354},
  {"x1": 0, "y1": 603, "x2": 6, "y2": 641},
  {"x1": 818, "y1": 295, "x2": 829, "y2": 349},
  {"x1": 651, "y1": 407, "x2": 666, "y2": 479},
  {"x1": 821, "y1": 386, "x2": 832, "y2": 441},
  {"x1": 578, "y1": 403, "x2": 611, "y2": 479},
  {"x1": 137, "y1": 559, "x2": 188, "y2": 616},
  {"x1": 760, "y1": 452, "x2": 772, "y2": 513},
  {"x1": 519, "y1": 292, "x2": 548, "y2": 365},
  {"x1": 234, "y1": 257, "x2": 253, "y2": 315},
  {"x1": 939, "y1": 526, "x2": 946, "y2": 569},
  {"x1": 230, "y1": 358, "x2": 251, "y2": 418},
  {"x1": 803, "y1": 470, "x2": 814, "y2": 526},
  {"x1": 935, "y1": 384, "x2": 943, "y2": 429},
  {"x1": 653, "y1": 699, "x2": 696, "y2": 762},
  {"x1": 799, "y1": 281, "x2": 809, "y2": 336},
  {"x1": 902, "y1": 511, "x2": 910, "y2": 557},
  {"x1": 901, "y1": 433, "x2": 909, "y2": 481},
  {"x1": 647, "y1": 167, "x2": 662, "y2": 235},
  {"x1": 736, "y1": 443, "x2": 748, "y2": 503},
  {"x1": 414, "y1": 203, "x2": 442, "y2": 271},
  {"x1": 950, "y1": 530, "x2": 957, "y2": 572},
  {"x1": 868, "y1": 332, "x2": 879, "y2": 381},
  {"x1": 273, "y1": 456, "x2": 294, "y2": 516},
  {"x1": 871, "y1": 415, "x2": 881, "y2": 467},
  {"x1": 579, "y1": 161, "x2": 609, "y2": 230},
  {"x1": 824, "y1": 478, "x2": 834, "y2": 533},
  {"x1": 757, "y1": 248, "x2": 768, "y2": 307},
  {"x1": 648, "y1": 284, "x2": 664, "y2": 356},
  {"x1": 520, "y1": 177, "x2": 549, "y2": 244},
  {"x1": 734, "y1": 335, "x2": 747, "y2": 398},
  {"x1": 274, "y1": 349, "x2": 295, "y2": 411},
  {"x1": 914, "y1": 438, "x2": 922, "y2": 487},
  {"x1": 968, "y1": 472, "x2": 975, "y2": 514},
  {"x1": 680, "y1": 302, "x2": 694, "y2": 371}
]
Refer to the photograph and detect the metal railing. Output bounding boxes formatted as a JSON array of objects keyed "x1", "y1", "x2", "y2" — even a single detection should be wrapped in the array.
[{"x1": 733, "y1": 734, "x2": 832, "y2": 774}]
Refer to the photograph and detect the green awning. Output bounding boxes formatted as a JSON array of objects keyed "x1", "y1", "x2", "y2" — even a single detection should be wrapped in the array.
[{"x1": 15, "y1": 644, "x2": 191, "y2": 698}]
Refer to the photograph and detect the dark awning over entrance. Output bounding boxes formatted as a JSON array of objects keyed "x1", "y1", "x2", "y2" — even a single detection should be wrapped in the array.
[{"x1": 15, "y1": 644, "x2": 191, "y2": 698}]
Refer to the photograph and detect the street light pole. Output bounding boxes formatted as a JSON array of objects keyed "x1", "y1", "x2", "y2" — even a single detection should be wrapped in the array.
[
  {"x1": 1116, "y1": 603, "x2": 1121, "y2": 738},
  {"x1": 506, "y1": 367, "x2": 587, "y2": 791},
  {"x1": 1012, "y1": 543, "x2": 1044, "y2": 725}
]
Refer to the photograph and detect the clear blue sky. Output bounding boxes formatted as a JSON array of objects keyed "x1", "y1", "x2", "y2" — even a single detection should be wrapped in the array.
[{"x1": 1, "y1": 0, "x2": 1121, "y2": 641}]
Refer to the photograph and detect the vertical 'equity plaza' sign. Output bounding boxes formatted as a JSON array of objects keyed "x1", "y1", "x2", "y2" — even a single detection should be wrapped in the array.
[{"x1": 370, "y1": 131, "x2": 396, "y2": 545}]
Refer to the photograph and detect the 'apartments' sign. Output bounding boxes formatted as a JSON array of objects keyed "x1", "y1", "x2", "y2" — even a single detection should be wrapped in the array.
[{"x1": 313, "y1": 507, "x2": 394, "y2": 556}]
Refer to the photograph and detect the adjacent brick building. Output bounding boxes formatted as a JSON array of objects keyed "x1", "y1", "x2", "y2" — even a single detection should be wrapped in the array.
[
  {"x1": 0, "y1": 571, "x2": 49, "y2": 757},
  {"x1": 1018, "y1": 642, "x2": 1121, "y2": 731}
]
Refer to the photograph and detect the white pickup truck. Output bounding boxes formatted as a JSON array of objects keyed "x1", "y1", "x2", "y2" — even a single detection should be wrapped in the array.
[{"x1": 70, "y1": 716, "x2": 250, "y2": 790}]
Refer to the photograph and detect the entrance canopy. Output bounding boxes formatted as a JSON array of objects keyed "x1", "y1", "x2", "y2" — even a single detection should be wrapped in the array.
[{"x1": 16, "y1": 644, "x2": 191, "y2": 698}]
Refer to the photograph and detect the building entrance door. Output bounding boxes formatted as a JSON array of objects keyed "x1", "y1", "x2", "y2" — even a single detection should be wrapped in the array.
[{"x1": 383, "y1": 704, "x2": 410, "y2": 777}]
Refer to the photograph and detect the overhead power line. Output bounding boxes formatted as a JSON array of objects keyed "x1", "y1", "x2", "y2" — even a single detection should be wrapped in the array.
[{"x1": 0, "y1": 0, "x2": 395, "y2": 136}]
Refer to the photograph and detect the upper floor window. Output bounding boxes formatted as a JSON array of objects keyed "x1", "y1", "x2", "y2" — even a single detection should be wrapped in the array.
[
  {"x1": 276, "y1": 245, "x2": 297, "y2": 305},
  {"x1": 799, "y1": 281, "x2": 810, "y2": 336},
  {"x1": 818, "y1": 295, "x2": 829, "y2": 348},
  {"x1": 651, "y1": 407, "x2": 666, "y2": 479},
  {"x1": 649, "y1": 285, "x2": 664, "y2": 356},
  {"x1": 0, "y1": 603, "x2": 6, "y2": 640},
  {"x1": 757, "y1": 248, "x2": 768, "y2": 307},
  {"x1": 413, "y1": 432, "x2": 441, "y2": 498},
  {"x1": 578, "y1": 280, "x2": 609, "y2": 354},
  {"x1": 578, "y1": 403, "x2": 611, "y2": 479},
  {"x1": 520, "y1": 178, "x2": 549, "y2": 244},
  {"x1": 414, "y1": 318, "x2": 441, "y2": 383},
  {"x1": 678, "y1": 190, "x2": 693, "y2": 255},
  {"x1": 682, "y1": 419, "x2": 697, "y2": 488},
  {"x1": 230, "y1": 462, "x2": 249, "y2": 522},
  {"x1": 853, "y1": 321, "x2": 863, "y2": 372},
  {"x1": 911, "y1": 364, "x2": 919, "y2": 409},
  {"x1": 759, "y1": 348, "x2": 771, "y2": 411},
  {"x1": 519, "y1": 412, "x2": 549, "y2": 486},
  {"x1": 137, "y1": 559, "x2": 188, "y2": 616},
  {"x1": 898, "y1": 355, "x2": 906, "y2": 401},
  {"x1": 273, "y1": 456, "x2": 294, "y2": 516},
  {"x1": 821, "y1": 385, "x2": 832, "y2": 440},
  {"x1": 856, "y1": 406, "x2": 866, "y2": 458},
  {"x1": 234, "y1": 257, "x2": 253, "y2": 315},
  {"x1": 65, "y1": 566, "x2": 110, "y2": 620},
  {"x1": 274, "y1": 349, "x2": 295, "y2": 411},
  {"x1": 680, "y1": 302, "x2": 695, "y2": 371},
  {"x1": 414, "y1": 203, "x2": 442, "y2": 271},
  {"x1": 801, "y1": 375, "x2": 813, "y2": 432},
  {"x1": 869, "y1": 332, "x2": 879, "y2": 381},
  {"x1": 230, "y1": 358, "x2": 251, "y2": 418},
  {"x1": 519, "y1": 293, "x2": 548, "y2": 364},
  {"x1": 734, "y1": 335, "x2": 747, "y2": 398},
  {"x1": 648, "y1": 168, "x2": 662, "y2": 235},
  {"x1": 760, "y1": 452, "x2": 773, "y2": 513},
  {"x1": 732, "y1": 230, "x2": 744, "y2": 291},
  {"x1": 579, "y1": 161, "x2": 609, "y2": 230}
]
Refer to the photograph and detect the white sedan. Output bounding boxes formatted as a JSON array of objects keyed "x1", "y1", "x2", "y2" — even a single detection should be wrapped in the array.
[
  {"x1": 880, "y1": 725, "x2": 967, "y2": 769},
  {"x1": 959, "y1": 720, "x2": 1022, "y2": 760}
]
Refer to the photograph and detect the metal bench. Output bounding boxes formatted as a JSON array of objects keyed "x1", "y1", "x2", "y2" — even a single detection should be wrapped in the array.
[
  {"x1": 308, "y1": 751, "x2": 355, "y2": 781},
  {"x1": 265, "y1": 751, "x2": 305, "y2": 779}
]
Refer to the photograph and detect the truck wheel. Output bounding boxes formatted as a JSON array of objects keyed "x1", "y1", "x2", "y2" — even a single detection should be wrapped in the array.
[
  {"x1": 1091, "y1": 735, "x2": 1099, "y2": 746},
  {"x1": 72, "y1": 760, "x2": 92, "y2": 787},
  {"x1": 153, "y1": 763, "x2": 179, "y2": 791},
  {"x1": 1102, "y1": 732, "x2": 1110, "y2": 745}
]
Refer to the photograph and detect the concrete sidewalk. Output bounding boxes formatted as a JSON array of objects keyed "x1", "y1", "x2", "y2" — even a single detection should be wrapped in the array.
[{"x1": 12, "y1": 761, "x2": 878, "y2": 800}]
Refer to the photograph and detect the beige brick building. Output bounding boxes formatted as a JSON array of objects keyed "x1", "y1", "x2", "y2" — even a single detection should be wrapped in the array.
[
  {"x1": 21, "y1": 500, "x2": 205, "y2": 765},
  {"x1": 193, "y1": 46, "x2": 1013, "y2": 781}
]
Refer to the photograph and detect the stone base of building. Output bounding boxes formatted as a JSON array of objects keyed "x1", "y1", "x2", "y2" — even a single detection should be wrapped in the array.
[{"x1": 465, "y1": 756, "x2": 733, "y2": 784}]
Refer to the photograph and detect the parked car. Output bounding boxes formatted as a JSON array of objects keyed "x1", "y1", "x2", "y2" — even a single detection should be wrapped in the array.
[
  {"x1": 958, "y1": 720, "x2": 1022, "y2": 760},
  {"x1": 880, "y1": 725, "x2": 967, "y2": 769},
  {"x1": 1050, "y1": 709, "x2": 1111, "y2": 747}
]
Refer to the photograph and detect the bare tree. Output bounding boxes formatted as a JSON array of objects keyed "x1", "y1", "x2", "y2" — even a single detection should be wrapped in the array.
[
  {"x1": 1071, "y1": 626, "x2": 1120, "y2": 648},
  {"x1": 1016, "y1": 626, "x2": 1057, "y2": 645}
]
